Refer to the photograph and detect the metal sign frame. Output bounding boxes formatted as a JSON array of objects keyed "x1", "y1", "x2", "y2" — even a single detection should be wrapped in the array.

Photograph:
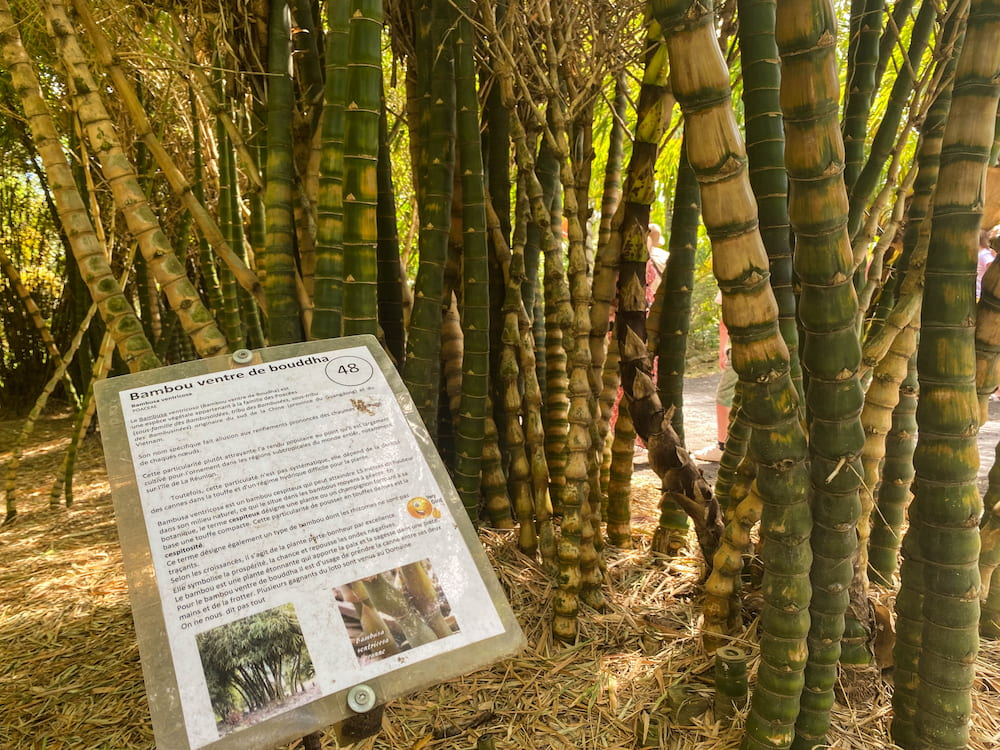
[{"x1": 95, "y1": 336, "x2": 524, "y2": 750}]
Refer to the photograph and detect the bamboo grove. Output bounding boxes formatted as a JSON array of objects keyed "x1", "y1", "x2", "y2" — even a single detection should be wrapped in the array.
[{"x1": 3, "y1": 0, "x2": 1000, "y2": 746}]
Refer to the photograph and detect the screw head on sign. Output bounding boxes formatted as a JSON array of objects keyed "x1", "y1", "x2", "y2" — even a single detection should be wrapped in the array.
[
  {"x1": 347, "y1": 684, "x2": 376, "y2": 714},
  {"x1": 232, "y1": 349, "x2": 253, "y2": 365}
]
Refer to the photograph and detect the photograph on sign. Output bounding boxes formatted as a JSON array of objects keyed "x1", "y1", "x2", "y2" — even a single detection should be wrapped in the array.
[
  {"x1": 335, "y1": 558, "x2": 459, "y2": 666},
  {"x1": 195, "y1": 603, "x2": 319, "y2": 739},
  {"x1": 95, "y1": 337, "x2": 524, "y2": 750}
]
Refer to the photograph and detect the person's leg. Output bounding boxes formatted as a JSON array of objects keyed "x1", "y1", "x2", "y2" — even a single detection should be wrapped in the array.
[
  {"x1": 695, "y1": 355, "x2": 736, "y2": 462},
  {"x1": 716, "y1": 402, "x2": 730, "y2": 445}
]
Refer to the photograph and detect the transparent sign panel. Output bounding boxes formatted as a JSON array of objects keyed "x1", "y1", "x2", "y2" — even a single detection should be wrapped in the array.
[{"x1": 95, "y1": 336, "x2": 525, "y2": 750}]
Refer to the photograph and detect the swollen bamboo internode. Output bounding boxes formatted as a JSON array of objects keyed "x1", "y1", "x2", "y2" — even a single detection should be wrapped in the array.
[{"x1": 714, "y1": 645, "x2": 749, "y2": 720}]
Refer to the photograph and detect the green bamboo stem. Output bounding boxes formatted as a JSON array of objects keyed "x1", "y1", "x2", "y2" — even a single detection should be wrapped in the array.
[
  {"x1": 483, "y1": 14, "x2": 582, "y2": 500},
  {"x1": 510, "y1": 258, "x2": 557, "y2": 572},
  {"x1": 608, "y1": 13, "x2": 699, "y2": 564},
  {"x1": 871, "y1": 0, "x2": 915, "y2": 95},
  {"x1": 501, "y1": 306, "x2": 536, "y2": 553},
  {"x1": 778, "y1": 13, "x2": 866, "y2": 741},
  {"x1": 981, "y1": 469, "x2": 1000, "y2": 577},
  {"x1": 856, "y1": 164, "x2": 919, "y2": 327},
  {"x1": 598, "y1": 340, "x2": 623, "y2": 497},
  {"x1": 208, "y1": 68, "x2": 260, "y2": 349},
  {"x1": 405, "y1": 0, "x2": 454, "y2": 438},
  {"x1": 980, "y1": 307, "x2": 1000, "y2": 638},
  {"x1": 889, "y1": 11, "x2": 962, "y2": 738},
  {"x1": 890, "y1": 518, "x2": 926, "y2": 747},
  {"x1": 288, "y1": 0, "x2": 324, "y2": 117},
  {"x1": 654, "y1": 142, "x2": 700, "y2": 439},
  {"x1": 496, "y1": 223, "x2": 555, "y2": 552},
  {"x1": 568, "y1": 109, "x2": 595, "y2": 251},
  {"x1": 484, "y1": 35, "x2": 572, "y2": 505},
  {"x1": 480, "y1": 407, "x2": 515, "y2": 529},
  {"x1": 262, "y1": 0, "x2": 304, "y2": 343},
  {"x1": 590, "y1": 79, "x2": 628, "y2": 464},
  {"x1": 216, "y1": 122, "x2": 246, "y2": 350},
  {"x1": 544, "y1": 85, "x2": 607, "y2": 614},
  {"x1": 594, "y1": 73, "x2": 627, "y2": 311},
  {"x1": 591, "y1": 14, "x2": 672, "y2": 399},
  {"x1": 404, "y1": 0, "x2": 432, "y2": 208},
  {"x1": 489, "y1": 193, "x2": 549, "y2": 545},
  {"x1": 539, "y1": 206, "x2": 571, "y2": 504},
  {"x1": 902, "y1": 0, "x2": 997, "y2": 741},
  {"x1": 715, "y1": 398, "x2": 751, "y2": 517},
  {"x1": 841, "y1": 0, "x2": 885, "y2": 195},
  {"x1": 611, "y1": 13, "x2": 674, "y2": 403},
  {"x1": 992, "y1": 108, "x2": 1000, "y2": 165},
  {"x1": 439, "y1": 296, "x2": 463, "y2": 465},
  {"x1": 861, "y1": 245, "x2": 924, "y2": 374},
  {"x1": 981, "y1": 567, "x2": 1000, "y2": 637},
  {"x1": 189, "y1": 85, "x2": 226, "y2": 323},
  {"x1": 605, "y1": 395, "x2": 636, "y2": 548},
  {"x1": 590, "y1": 198, "x2": 623, "y2": 404},
  {"x1": 868, "y1": 341, "x2": 919, "y2": 586},
  {"x1": 452, "y1": 2, "x2": 491, "y2": 516},
  {"x1": 858, "y1": 323, "x2": 918, "y2": 585},
  {"x1": 702, "y1": 483, "x2": 763, "y2": 648},
  {"x1": 311, "y1": 0, "x2": 349, "y2": 340},
  {"x1": 651, "y1": 0, "x2": 812, "y2": 745},
  {"x1": 341, "y1": 0, "x2": 383, "y2": 338},
  {"x1": 714, "y1": 646, "x2": 750, "y2": 720},
  {"x1": 226, "y1": 135, "x2": 263, "y2": 350},
  {"x1": 850, "y1": 87, "x2": 929, "y2": 303},
  {"x1": 736, "y1": 0, "x2": 800, "y2": 398},
  {"x1": 376, "y1": 104, "x2": 406, "y2": 366},
  {"x1": 293, "y1": 185, "x2": 318, "y2": 311},
  {"x1": 547, "y1": 123, "x2": 601, "y2": 631}
]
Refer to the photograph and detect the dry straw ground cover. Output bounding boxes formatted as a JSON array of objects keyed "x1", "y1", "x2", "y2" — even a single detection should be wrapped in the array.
[{"x1": 2, "y1": 411, "x2": 1000, "y2": 749}]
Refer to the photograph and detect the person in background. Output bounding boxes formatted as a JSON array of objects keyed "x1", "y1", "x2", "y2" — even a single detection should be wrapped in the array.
[
  {"x1": 645, "y1": 223, "x2": 669, "y2": 307},
  {"x1": 978, "y1": 227, "x2": 996, "y2": 300},
  {"x1": 694, "y1": 290, "x2": 735, "y2": 463},
  {"x1": 626, "y1": 223, "x2": 670, "y2": 455},
  {"x1": 981, "y1": 227, "x2": 1000, "y2": 404}
]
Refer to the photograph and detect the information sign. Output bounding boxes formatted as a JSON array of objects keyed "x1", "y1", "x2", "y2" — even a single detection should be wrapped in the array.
[{"x1": 95, "y1": 336, "x2": 524, "y2": 750}]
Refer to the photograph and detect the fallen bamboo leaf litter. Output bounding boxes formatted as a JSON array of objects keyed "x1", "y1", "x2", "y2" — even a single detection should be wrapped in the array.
[{"x1": 2, "y1": 411, "x2": 1000, "y2": 748}]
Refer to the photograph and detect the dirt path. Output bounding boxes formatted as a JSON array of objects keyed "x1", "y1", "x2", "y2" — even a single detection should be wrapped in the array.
[{"x1": 666, "y1": 372, "x2": 1000, "y2": 496}]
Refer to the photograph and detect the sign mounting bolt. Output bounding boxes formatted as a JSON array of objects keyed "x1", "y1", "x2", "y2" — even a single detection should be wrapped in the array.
[
  {"x1": 232, "y1": 349, "x2": 253, "y2": 365},
  {"x1": 347, "y1": 684, "x2": 376, "y2": 713}
]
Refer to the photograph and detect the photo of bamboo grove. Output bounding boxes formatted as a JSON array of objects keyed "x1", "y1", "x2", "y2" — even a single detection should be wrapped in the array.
[
  {"x1": 195, "y1": 604, "x2": 317, "y2": 737},
  {"x1": 5, "y1": 0, "x2": 1000, "y2": 746},
  {"x1": 335, "y1": 560, "x2": 460, "y2": 665}
]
